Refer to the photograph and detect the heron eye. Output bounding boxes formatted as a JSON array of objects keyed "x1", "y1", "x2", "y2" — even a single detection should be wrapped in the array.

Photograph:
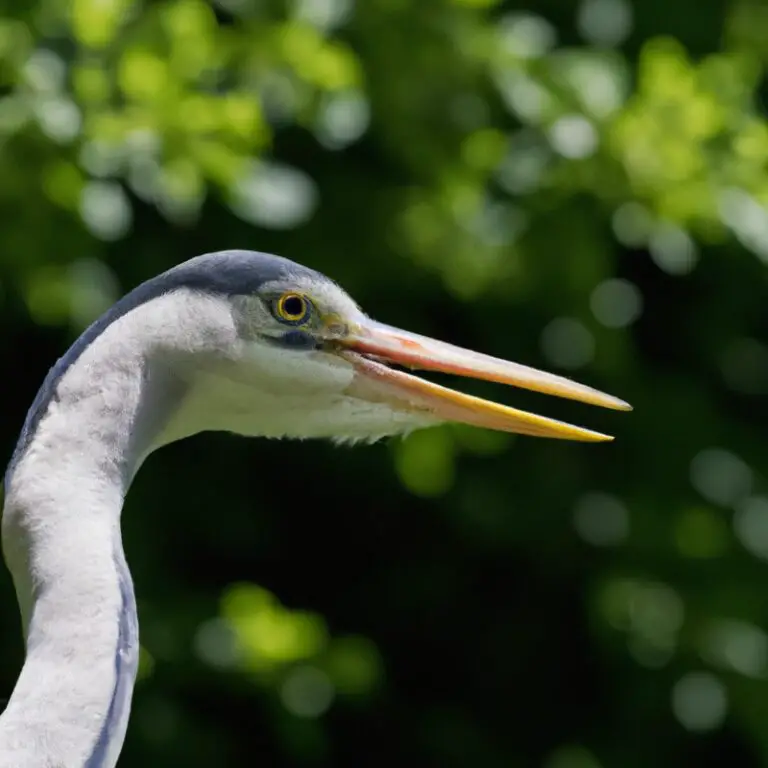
[{"x1": 274, "y1": 293, "x2": 310, "y2": 324}]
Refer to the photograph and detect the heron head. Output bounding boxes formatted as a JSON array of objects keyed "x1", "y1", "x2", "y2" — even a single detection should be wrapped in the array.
[{"x1": 176, "y1": 268, "x2": 630, "y2": 446}]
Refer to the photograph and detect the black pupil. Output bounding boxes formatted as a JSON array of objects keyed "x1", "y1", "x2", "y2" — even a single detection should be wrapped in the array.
[{"x1": 282, "y1": 296, "x2": 304, "y2": 317}]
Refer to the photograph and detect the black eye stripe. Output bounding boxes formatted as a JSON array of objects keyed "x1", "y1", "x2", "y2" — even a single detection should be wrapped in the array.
[
  {"x1": 262, "y1": 330, "x2": 319, "y2": 350},
  {"x1": 280, "y1": 330, "x2": 320, "y2": 349}
]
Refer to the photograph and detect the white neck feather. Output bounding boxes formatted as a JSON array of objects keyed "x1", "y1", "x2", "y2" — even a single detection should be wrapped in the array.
[{"x1": 0, "y1": 291, "x2": 236, "y2": 767}]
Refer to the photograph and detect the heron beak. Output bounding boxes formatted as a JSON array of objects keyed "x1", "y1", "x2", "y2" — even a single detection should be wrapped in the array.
[{"x1": 336, "y1": 320, "x2": 631, "y2": 442}]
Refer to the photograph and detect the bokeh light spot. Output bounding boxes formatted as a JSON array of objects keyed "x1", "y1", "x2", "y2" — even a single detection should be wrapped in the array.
[
  {"x1": 671, "y1": 672, "x2": 728, "y2": 732},
  {"x1": 497, "y1": 13, "x2": 557, "y2": 59},
  {"x1": 612, "y1": 202, "x2": 654, "y2": 246},
  {"x1": 280, "y1": 666, "x2": 335, "y2": 718},
  {"x1": 577, "y1": 0, "x2": 633, "y2": 47},
  {"x1": 541, "y1": 318, "x2": 595, "y2": 369},
  {"x1": 194, "y1": 617, "x2": 241, "y2": 669},
  {"x1": 599, "y1": 578, "x2": 684, "y2": 667},
  {"x1": 323, "y1": 636, "x2": 383, "y2": 696},
  {"x1": 293, "y1": 0, "x2": 352, "y2": 31},
  {"x1": 573, "y1": 492, "x2": 630, "y2": 546},
  {"x1": 35, "y1": 97, "x2": 81, "y2": 143},
  {"x1": 734, "y1": 496, "x2": 768, "y2": 560},
  {"x1": 395, "y1": 428, "x2": 456, "y2": 497},
  {"x1": 590, "y1": 278, "x2": 643, "y2": 328},
  {"x1": 702, "y1": 619, "x2": 768, "y2": 679},
  {"x1": 649, "y1": 224, "x2": 698, "y2": 275},
  {"x1": 675, "y1": 507, "x2": 729, "y2": 558},
  {"x1": 690, "y1": 448, "x2": 753, "y2": 507},
  {"x1": 719, "y1": 188, "x2": 768, "y2": 263},
  {"x1": 548, "y1": 115, "x2": 598, "y2": 159},
  {"x1": 79, "y1": 180, "x2": 132, "y2": 241},
  {"x1": 230, "y1": 162, "x2": 318, "y2": 229},
  {"x1": 67, "y1": 257, "x2": 120, "y2": 328},
  {"x1": 315, "y1": 91, "x2": 370, "y2": 149}
]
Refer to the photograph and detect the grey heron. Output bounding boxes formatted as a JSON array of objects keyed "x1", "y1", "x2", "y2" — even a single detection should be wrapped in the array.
[{"x1": 0, "y1": 250, "x2": 630, "y2": 766}]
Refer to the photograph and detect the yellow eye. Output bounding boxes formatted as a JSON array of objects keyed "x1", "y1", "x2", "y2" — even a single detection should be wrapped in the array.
[{"x1": 274, "y1": 292, "x2": 310, "y2": 324}]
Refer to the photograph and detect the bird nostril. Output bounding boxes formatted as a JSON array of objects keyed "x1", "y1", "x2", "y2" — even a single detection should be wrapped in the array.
[{"x1": 325, "y1": 322, "x2": 348, "y2": 338}]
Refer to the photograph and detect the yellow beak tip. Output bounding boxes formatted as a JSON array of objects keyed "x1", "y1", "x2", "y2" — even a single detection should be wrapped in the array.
[
  {"x1": 582, "y1": 432, "x2": 615, "y2": 443},
  {"x1": 605, "y1": 397, "x2": 632, "y2": 412}
]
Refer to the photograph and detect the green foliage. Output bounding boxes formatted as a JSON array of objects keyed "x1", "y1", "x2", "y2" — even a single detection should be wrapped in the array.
[{"x1": 2, "y1": 0, "x2": 768, "y2": 765}]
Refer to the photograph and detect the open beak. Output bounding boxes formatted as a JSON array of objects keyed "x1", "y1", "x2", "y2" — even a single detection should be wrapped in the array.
[{"x1": 336, "y1": 320, "x2": 631, "y2": 442}]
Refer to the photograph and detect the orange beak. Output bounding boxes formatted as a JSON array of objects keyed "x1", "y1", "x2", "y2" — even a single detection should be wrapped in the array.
[{"x1": 336, "y1": 320, "x2": 631, "y2": 442}]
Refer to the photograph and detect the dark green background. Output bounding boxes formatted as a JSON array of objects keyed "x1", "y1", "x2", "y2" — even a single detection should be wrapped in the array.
[{"x1": 2, "y1": 0, "x2": 768, "y2": 765}]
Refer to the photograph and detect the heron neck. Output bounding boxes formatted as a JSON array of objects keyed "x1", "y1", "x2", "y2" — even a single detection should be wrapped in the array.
[{"x1": 0, "y1": 321, "x2": 182, "y2": 767}]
